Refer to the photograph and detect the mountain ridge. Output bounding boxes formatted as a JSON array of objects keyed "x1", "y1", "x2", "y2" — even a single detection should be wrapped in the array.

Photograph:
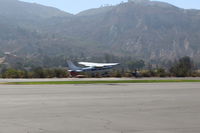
[{"x1": 0, "y1": 0, "x2": 200, "y2": 64}]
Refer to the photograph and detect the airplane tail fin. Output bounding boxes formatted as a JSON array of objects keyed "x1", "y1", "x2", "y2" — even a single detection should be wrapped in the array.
[{"x1": 67, "y1": 61, "x2": 81, "y2": 71}]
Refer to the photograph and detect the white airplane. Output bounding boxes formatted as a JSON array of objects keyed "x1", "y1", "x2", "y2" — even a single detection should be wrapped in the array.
[{"x1": 67, "y1": 61, "x2": 119, "y2": 76}]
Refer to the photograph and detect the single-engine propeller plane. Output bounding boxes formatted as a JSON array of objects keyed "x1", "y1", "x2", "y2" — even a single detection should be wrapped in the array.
[{"x1": 67, "y1": 61, "x2": 119, "y2": 77}]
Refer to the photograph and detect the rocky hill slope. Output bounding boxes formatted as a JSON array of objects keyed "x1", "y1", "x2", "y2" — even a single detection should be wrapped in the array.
[{"x1": 0, "y1": 0, "x2": 200, "y2": 62}]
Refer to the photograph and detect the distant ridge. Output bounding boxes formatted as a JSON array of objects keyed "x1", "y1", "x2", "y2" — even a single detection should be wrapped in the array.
[{"x1": 0, "y1": 0, "x2": 200, "y2": 62}]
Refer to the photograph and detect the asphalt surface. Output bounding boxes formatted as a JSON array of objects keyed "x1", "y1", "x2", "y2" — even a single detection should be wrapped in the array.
[{"x1": 0, "y1": 83, "x2": 200, "y2": 133}]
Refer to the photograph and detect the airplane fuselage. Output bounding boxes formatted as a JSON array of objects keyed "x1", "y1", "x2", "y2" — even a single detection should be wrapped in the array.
[
  {"x1": 67, "y1": 61, "x2": 119, "y2": 77},
  {"x1": 70, "y1": 66, "x2": 113, "y2": 72}
]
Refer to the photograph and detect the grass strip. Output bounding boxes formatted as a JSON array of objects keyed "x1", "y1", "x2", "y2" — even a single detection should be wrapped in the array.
[{"x1": 4, "y1": 79, "x2": 200, "y2": 85}]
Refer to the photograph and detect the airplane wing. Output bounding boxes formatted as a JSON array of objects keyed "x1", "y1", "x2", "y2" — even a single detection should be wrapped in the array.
[{"x1": 78, "y1": 62, "x2": 119, "y2": 67}]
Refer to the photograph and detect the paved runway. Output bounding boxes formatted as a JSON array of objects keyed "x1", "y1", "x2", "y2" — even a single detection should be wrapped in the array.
[{"x1": 0, "y1": 83, "x2": 200, "y2": 133}]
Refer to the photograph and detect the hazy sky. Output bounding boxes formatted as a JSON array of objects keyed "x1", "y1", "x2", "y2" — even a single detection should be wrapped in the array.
[{"x1": 20, "y1": 0, "x2": 200, "y2": 14}]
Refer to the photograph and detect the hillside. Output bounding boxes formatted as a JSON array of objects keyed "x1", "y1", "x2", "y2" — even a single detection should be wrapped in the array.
[
  {"x1": 0, "y1": 0, "x2": 200, "y2": 65},
  {"x1": 64, "y1": 1, "x2": 200, "y2": 60},
  {"x1": 0, "y1": 0, "x2": 70, "y2": 18}
]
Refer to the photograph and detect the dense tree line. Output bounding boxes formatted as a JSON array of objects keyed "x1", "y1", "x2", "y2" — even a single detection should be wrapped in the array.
[
  {"x1": 0, "y1": 56, "x2": 199, "y2": 78},
  {"x1": 1, "y1": 68, "x2": 69, "y2": 78}
]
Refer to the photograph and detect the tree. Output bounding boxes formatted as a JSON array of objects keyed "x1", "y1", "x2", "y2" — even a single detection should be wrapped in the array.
[
  {"x1": 2, "y1": 69, "x2": 26, "y2": 78},
  {"x1": 156, "y1": 68, "x2": 168, "y2": 77},
  {"x1": 170, "y1": 56, "x2": 193, "y2": 77}
]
